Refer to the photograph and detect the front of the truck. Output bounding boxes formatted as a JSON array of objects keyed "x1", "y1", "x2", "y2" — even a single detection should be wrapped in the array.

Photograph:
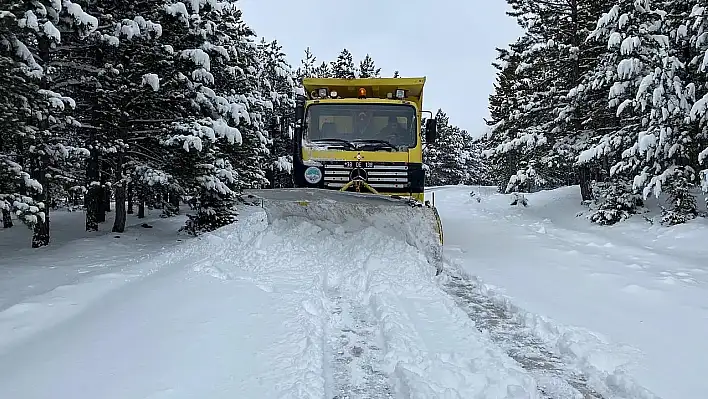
[{"x1": 291, "y1": 78, "x2": 437, "y2": 203}]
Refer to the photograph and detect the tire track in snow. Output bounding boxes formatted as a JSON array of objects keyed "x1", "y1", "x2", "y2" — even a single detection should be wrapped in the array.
[
  {"x1": 441, "y1": 268, "x2": 605, "y2": 399},
  {"x1": 257, "y1": 214, "x2": 395, "y2": 399},
  {"x1": 325, "y1": 288, "x2": 393, "y2": 399},
  {"x1": 257, "y1": 209, "x2": 539, "y2": 397}
]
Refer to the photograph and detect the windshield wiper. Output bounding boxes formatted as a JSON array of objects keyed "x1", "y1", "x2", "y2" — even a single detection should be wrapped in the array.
[
  {"x1": 352, "y1": 139, "x2": 397, "y2": 150},
  {"x1": 311, "y1": 138, "x2": 355, "y2": 150}
]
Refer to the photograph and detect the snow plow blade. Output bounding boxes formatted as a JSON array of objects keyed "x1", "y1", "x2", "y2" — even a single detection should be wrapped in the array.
[{"x1": 242, "y1": 188, "x2": 444, "y2": 273}]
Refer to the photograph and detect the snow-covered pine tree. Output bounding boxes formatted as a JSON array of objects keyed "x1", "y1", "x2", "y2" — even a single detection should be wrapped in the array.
[
  {"x1": 686, "y1": 1, "x2": 708, "y2": 212},
  {"x1": 574, "y1": 2, "x2": 658, "y2": 224},
  {"x1": 257, "y1": 38, "x2": 296, "y2": 188},
  {"x1": 1, "y1": 0, "x2": 97, "y2": 246},
  {"x1": 482, "y1": 43, "x2": 527, "y2": 192},
  {"x1": 0, "y1": 8, "x2": 41, "y2": 228},
  {"x1": 485, "y1": 0, "x2": 566, "y2": 193},
  {"x1": 485, "y1": 0, "x2": 616, "y2": 197},
  {"x1": 577, "y1": 0, "x2": 698, "y2": 225},
  {"x1": 423, "y1": 109, "x2": 467, "y2": 186},
  {"x1": 66, "y1": 0, "x2": 173, "y2": 233},
  {"x1": 550, "y1": 0, "x2": 619, "y2": 201},
  {"x1": 632, "y1": 0, "x2": 699, "y2": 225},
  {"x1": 462, "y1": 134, "x2": 493, "y2": 186},
  {"x1": 209, "y1": 4, "x2": 272, "y2": 193},
  {"x1": 158, "y1": 0, "x2": 275, "y2": 234}
]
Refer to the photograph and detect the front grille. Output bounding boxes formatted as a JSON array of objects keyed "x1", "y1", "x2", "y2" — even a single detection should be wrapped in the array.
[{"x1": 323, "y1": 162, "x2": 410, "y2": 190}]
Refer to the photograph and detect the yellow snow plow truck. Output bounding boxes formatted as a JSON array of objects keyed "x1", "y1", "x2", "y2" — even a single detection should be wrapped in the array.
[{"x1": 246, "y1": 77, "x2": 444, "y2": 272}]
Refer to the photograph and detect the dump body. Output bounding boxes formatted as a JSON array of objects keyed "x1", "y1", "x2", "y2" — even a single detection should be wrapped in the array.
[{"x1": 292, "y1": 77, "x2": 435, "y2": 203}]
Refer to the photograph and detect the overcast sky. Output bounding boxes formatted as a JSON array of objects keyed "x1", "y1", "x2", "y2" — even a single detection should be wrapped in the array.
[{"x1": 237, "y1": 0, "x2": 522, "y2": 137}]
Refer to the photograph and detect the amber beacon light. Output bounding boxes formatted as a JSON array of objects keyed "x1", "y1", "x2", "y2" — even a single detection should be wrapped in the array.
[{"x1": 358, "y1": 87, "x2": 367, "y2": 98}]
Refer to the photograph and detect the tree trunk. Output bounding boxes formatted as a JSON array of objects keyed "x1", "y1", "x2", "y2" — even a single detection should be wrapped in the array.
[
  {"x1": 578, "y1": 165, "x2": 593, "y2": 201},
  {"x1": 569, "y1": 0, "x2": 593, "y2": 202},
  {"x1": 96, "y1": 185, "x2": 106, "y2": 222},
  {"x1": 138, "y1": 190, "x2": 145, "y2": 219},
  {"x1": 112, "y1": 155, "x2": 126, "y2": 233},
  {"x1": 85, "y1": 151, "x2": 100, "y2": 231},
  {"x1": 97, "y1": 160, "x2": 108, "y2": 222},
  {"x1": 112, "y1": 185, "x2": 126, "y2": 232},
  {"x1": 32, "y1": 207, "x2": 50, "y2": 247},
  {"x1": 104, "y1": 185, "x2": 112, "y2": 212},
  {"x1": 127, "y1": 182, "x2": 134, "y2": 214},
  {"x1": 31, "y1": 159, "x2": 50, "y2": 248},
  {"x1": 169, "y1": 191, "x2": 180, "y2": 213},
  {"x1": 31, "y1": 36, "x2": 50, "y2": 248},
  {"x1": 102, "y1": 160, "x2": 112, "y2": 212},
  {"x1": 2, "y1": 208, "x2": 13, "y2": 228}
]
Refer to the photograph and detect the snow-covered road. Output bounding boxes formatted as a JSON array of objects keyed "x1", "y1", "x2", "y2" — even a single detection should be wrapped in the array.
[
  {"x1": 0, "y1": 185, "x2": 703, "y2": 398},
  {"x1": 0, "y1": 203, "x2": 536, "y2": 399}
]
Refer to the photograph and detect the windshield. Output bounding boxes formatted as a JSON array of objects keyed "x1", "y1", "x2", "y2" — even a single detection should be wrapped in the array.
[{"x1": 304, "y1": 103, "x2": 417, "y2": 149}]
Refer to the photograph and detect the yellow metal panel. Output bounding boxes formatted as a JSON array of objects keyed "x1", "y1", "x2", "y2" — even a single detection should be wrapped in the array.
[
  {"x1": 302, "y1": 149, "x2": 411, "y2": 162},
  {"x1": 303, "y1": 77, "x2": 426, "y2": 109},
  {"x1": 303, "y1": 77, "x2": 425, "y2": 97}
]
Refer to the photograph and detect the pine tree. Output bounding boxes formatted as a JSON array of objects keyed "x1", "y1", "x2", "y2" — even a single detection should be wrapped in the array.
[
  {"x1": 312, "y1": 61, "x2": 332, "y2": 78},
  {"x1": 71, "y1": 0, "x2": 170, "y2": 233},
  {"x1": 358, "y1": 54, "x2": 381, "y2": 78},
  {"x1": 257, "y1": 38, "x2": 296, "y2": 188},
  {"x1": 576, "y1": 0, "x2": 698, "y2": 224},
  {"x1": 1, "y1": 0, "x2": 97, "y2": 246},
  {"x1": 686, "y1": 0, "x2": 708, "y2": 211},
  {"x1": 482, "y1": 43, "x2": 527, "y2": 192},
  {"x1": 462, "y1": 135, "x2": 493, "y2": 186},
  {"x1": 149, "y1": 0, "x2": 270, "y2": 234},
  {"x1": 633, "y1": 0, "x2": 698, "y2": 225},
  {"x1": 423, "y1": 109, "x2": 467, "y2": 186},
  {"x1": 295, "y1": 46, "x2": 317, "y2": 83},
  {"x1": 485, "y1": 0, "x2": 616, "y2": 197},
  {"x1": 330, "y1": 48, "x2": 357, "y2": 79}
]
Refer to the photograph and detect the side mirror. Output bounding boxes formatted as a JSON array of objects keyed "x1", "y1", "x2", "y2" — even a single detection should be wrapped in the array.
[
  {"x1": 294, "y1": 95, "x2": 306, "y2": 128},
  {"x1": 425, "y1": 118, "x2": 437, "y2": 143}
]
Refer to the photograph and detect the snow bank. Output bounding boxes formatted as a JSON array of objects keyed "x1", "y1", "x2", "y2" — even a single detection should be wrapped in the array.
[
  {"x1": 446, "y1": 261, "x2": 658, "y2": 399},
  {"x1": 252, "y1": 188, "x2": 443, "y2": 271}
]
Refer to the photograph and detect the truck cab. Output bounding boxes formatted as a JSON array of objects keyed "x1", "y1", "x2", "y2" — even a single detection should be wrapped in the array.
[{"x1": 292, "y1": 77, "x2": 437, "y2": 202}]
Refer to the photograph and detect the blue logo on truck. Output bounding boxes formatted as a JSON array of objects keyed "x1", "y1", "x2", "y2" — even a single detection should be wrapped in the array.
[{"x1": 304, "y1": 166, "x2": 322, "y2": 184}]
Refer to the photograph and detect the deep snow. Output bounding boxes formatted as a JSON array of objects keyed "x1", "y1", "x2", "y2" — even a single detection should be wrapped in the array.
[
  {"x1": 0, "y1": 186, "x2": 705, "y2": 398},
  {"x1": 427, "y1": 185, "x2": 708, "y2": 399},
  {"x1": 0, "y1": 203, "x2": 536, "y2": 398}
]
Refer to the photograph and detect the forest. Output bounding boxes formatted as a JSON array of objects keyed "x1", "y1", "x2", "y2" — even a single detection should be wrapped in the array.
[
  {"x1": 6, "y1": 0, "x2": 707, "y2": 249},
  {"x1": 480, "y1": 0, "x2": 708, "y2": 226},
  {"x1": 0, "y1": 0, "x2": 485, "y2": 247}
]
